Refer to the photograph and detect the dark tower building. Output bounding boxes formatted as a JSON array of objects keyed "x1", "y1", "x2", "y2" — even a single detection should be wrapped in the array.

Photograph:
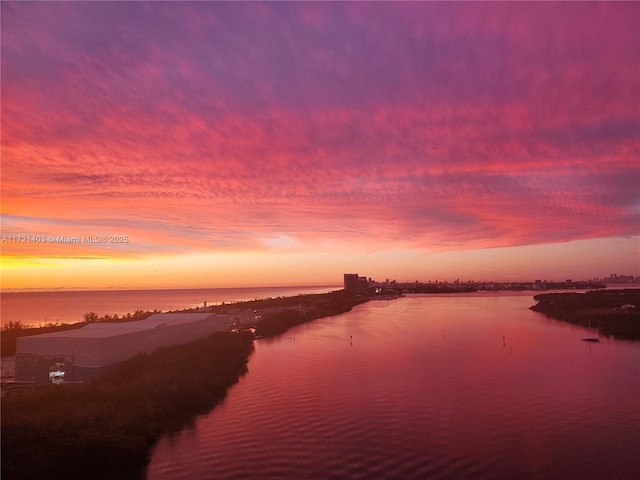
[
  {"x1": 344, "y1": 273, "x2": 359, "y2": 296},
  {"x1": 344, "y1": 273, "x2": 369, "y2": 297}
]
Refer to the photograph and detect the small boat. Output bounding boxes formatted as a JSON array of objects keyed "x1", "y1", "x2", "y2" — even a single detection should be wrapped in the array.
[{"x1": 582, "y1": 320, "x2": 600, "y2": 342}]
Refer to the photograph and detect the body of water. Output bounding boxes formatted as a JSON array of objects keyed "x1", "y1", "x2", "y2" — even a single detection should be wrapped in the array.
[
  {"x1": 146, "y1": 293, "x2": 640, "y2": 480},
  {"x1": 0, "y1": 286, "x2": 339, "y2": 327}
]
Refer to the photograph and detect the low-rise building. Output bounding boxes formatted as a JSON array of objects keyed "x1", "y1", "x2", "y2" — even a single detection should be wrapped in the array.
[{"x1": 15, "y1": 313, "x2": 232, "y2": 385}]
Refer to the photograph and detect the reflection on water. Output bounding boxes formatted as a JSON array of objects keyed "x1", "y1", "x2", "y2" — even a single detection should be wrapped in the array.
[{"x1": 146, "y1": 294, "x2": 640, "y2": 480}]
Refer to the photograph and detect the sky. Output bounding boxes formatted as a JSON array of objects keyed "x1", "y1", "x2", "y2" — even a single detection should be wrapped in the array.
[{"x1": 1, "y1": 1, "x2": 639, "y2": 290}]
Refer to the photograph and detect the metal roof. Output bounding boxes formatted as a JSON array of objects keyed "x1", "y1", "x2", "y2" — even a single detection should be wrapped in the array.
[{"x1": 20, "y1": 313, "x2": 220, "y2": 339}]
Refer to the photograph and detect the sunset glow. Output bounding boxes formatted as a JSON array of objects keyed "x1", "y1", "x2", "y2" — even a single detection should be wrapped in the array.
[{"x1": 2, "y1": 1, "x2": 639, "y2": 289}]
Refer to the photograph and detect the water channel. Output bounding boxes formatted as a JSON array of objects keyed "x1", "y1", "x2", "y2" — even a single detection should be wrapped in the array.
[{"x1": 146, "y1": 293, "x2": 640, "y2": 480}]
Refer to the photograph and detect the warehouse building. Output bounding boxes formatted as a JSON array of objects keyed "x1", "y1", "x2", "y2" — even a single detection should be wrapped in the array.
[{"x1": 15, "y1": 313, "x2": 232, "y2": 385}]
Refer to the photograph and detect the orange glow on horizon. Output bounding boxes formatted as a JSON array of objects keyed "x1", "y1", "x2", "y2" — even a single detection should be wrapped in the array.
[
  {"x1": 1, "y1": 2, "x2": 638, "y2": 290},
  {"x1": 2, "y1": 237, "x2": 638, "y2": 291}
]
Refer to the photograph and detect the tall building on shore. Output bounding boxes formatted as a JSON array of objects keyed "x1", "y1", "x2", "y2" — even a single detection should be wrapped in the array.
[
  {"x1": 344, "y1": 273, "x2": 359, "y2": 295},
  {"x1": 344, "y1": 273, "x2": 369, "y2": 296}
]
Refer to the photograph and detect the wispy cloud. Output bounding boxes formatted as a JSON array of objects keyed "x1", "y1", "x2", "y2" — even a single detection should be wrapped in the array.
[{"x1": 2, "y1": 2, "x2": 638, "y2": 268}]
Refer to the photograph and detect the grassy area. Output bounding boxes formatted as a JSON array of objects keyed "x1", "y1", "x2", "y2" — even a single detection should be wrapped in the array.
[{"x1": 1, "y1": 331, "x2": 254, "y2": 480}]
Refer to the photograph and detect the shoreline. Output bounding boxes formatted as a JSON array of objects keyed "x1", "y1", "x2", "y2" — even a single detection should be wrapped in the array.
[
  {"x1": 0, "y1": 285, "x2": 341, "y2": 330},
  {"x1": 2, "y1": 332, "x2": 255, "y2": 480},
  {"x1": 530, "y1": 289, "x2": 640, "y2": 341},
  {"x1": 0, "y1": 284, "x2": 340, "y2": 294},
  {"x1": 1, "y1": 290, "x2": 366, "y2": 480},
  {"x1": 0, "y1": 288, "x2": 347, "y2": 357}
]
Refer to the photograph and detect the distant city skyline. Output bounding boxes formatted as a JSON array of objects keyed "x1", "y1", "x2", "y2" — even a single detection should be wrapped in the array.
[{"x1": 1, "y1": 2, "x2": 638, "y2": 290}]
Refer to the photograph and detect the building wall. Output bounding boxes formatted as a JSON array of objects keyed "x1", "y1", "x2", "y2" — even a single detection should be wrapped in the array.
[
  {"x1": 344, "y1": 273, "x2": 359, "y2": 296},
  {"x1": 16, "y1": 335, "x2": 105, "y2": 369},
  {"x1": 14, "y1": 353, "x2": 55, "y2": 384},
  {"x1": 15, "y1": 314, "x2": 233, "y2": 385},
  {"x1": 344, "y1": 273, "x2": 369, "y2": 296},
  {"x1": 357, "y1": 276, "x2": 369, "y2": 294},
  {"x1": 97, "y1": 328, "x2": 159, "y2": 366}
]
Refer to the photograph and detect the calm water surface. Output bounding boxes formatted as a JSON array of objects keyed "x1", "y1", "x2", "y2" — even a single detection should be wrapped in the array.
[
  {"x1": 0, "y1": 286, "x2": 338, "y2": 327},
  {"x1": 146, "y1": 293, "x2": 640, "y2": 480}
]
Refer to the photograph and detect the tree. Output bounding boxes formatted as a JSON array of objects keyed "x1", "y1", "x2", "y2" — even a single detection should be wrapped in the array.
[{"x1": 2, "y1": 320, "x2": 23, "y2": 331}]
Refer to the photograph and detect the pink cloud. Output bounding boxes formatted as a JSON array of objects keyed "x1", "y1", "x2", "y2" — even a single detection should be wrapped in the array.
[{"x1": 1, "y1": 1, "x2": 638, "y2": 265}]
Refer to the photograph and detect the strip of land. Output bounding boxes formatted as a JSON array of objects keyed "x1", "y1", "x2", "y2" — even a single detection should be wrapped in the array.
[
  {"x1": 1, "y1": 290, "x2": 367, "y2": 357},
  {"x1": 530, "y1": 289, "x2": 640, "y2": 341},
  {"x1": 1, "y1": 290, "x2": 365, "y2": 480}
]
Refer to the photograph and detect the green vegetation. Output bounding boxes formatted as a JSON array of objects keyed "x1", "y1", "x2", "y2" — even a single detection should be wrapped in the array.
[
  {"x1": 1, "y1": 290, "x2": 367, "y2": 479},
  {"x1": 531, "y1": 289, "x2": 640, "y2": 340},
  {"x1": 254, "y1": 290, "x2": 367, "y2": 337},
  {"x1": 208, "y1": 289, "x2": 345, "y2": 313},
  {"x1": 1, "y1": 331, "x2": 254, "y2": 480},
  {"x1": 255, "y1": 309, "x2": 307, "y2": 336},
  {"x1": 0, "y1": 292, "x2": 354, "y2": 356},
  {"x1": 1, "y1": 291, "x2": 359, "y2": 356}
]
